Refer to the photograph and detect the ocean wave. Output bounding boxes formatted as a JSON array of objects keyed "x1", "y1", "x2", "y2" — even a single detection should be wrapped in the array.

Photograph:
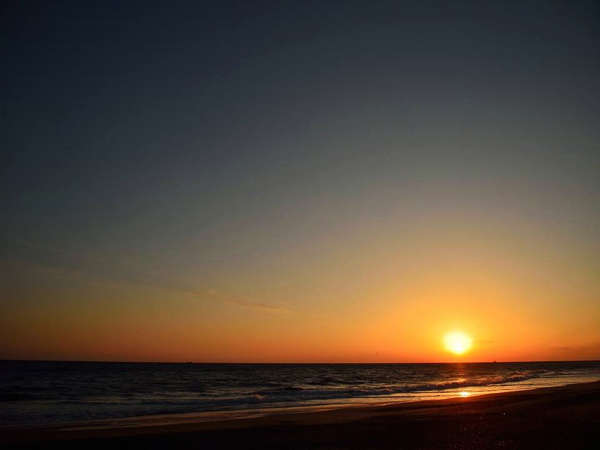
[
  {"x1": 3, "y1": 361, "x2": 600, "y2": 427},
  {"x1": 0, "y1": 372, "x2": 538, "y2": 404},
  {"x1": 243, "y1": 372, "x2": 541, "y2": 403}
]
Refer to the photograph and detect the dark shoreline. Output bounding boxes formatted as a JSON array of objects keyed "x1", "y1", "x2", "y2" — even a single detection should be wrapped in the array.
[{"x1": 3, "y1": 381, "x2": 600, "y2": 449}]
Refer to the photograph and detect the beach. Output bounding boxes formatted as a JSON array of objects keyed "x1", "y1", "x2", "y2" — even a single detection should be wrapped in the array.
[{"x1": 3, "y1": 381, "x2": 599, "y2": 449}]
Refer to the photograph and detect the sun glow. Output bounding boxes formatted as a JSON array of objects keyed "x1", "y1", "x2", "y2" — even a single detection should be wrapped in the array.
[{"x1": 444, "y1": 331, "x2": 473, "y2": 355}]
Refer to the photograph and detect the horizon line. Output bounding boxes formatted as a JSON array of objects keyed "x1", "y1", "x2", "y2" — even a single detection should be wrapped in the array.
[{"x1": 2, "y1": 358, "x2": 599, "y2": 365}]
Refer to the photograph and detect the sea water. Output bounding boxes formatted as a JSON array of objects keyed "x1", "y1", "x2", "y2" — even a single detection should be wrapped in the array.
[{"x1": 1, "y1": 360, "x2": 599, "y2": 426}]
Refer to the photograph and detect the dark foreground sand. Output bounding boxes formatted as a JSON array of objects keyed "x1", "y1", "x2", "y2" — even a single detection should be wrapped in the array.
[{"x1": 3, "y1": 381, "x2": 600, "y2": 449}]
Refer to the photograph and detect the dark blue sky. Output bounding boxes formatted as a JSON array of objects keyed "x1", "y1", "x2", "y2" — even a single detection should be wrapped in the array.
[{"x1": 1, "y1": 1, "x2": 599, "y2": 361}]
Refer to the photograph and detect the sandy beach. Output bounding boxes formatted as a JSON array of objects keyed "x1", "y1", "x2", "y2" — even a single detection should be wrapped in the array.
[{"x1": 3, "y1": 381, "x2": 599, "y2": 449}]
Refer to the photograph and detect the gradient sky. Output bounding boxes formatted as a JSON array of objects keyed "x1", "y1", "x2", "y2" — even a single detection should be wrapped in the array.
[{"x1": 1, "y1": 0, "x2": 599, "y2": 362}]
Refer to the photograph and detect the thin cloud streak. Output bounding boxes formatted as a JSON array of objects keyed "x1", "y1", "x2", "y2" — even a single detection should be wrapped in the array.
[
  {"x1": 222, "y1": 298, "x2": 292, "y2": 314},
  {"x1": 2, "y1": 242, "x2": 292, "y2": 315}
]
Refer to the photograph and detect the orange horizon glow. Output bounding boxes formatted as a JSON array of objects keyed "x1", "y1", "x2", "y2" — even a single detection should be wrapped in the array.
[
  {"x1": 1, "y1": 260, "x2": 599, "y2": 364},
  {"x1": 1, "y1": 207, "x2": 599, "y2": 364}
]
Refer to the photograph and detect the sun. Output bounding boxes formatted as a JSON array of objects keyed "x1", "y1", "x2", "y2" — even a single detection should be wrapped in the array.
[{"x1": 443, "y1": 331, "x2": 473, "y2": 355}]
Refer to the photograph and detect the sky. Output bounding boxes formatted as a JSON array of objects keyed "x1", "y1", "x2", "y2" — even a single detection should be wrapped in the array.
[{"x1": 1, "y1": 0, "x2": 599, "y2": 363}]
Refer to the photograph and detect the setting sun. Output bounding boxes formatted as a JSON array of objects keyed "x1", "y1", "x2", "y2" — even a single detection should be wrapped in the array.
[{"x1": 443, "y1": 331, "x2": 473, "y2": 355}]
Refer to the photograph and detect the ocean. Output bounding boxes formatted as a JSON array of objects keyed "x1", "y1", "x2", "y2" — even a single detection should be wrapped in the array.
[{"x1": 1, "y1": 360, "x2": 599, "y2": 426}]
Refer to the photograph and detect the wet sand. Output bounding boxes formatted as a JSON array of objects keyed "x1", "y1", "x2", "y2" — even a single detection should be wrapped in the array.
[{"x1": 3, "y1": 381, "x2": 600, "y2": 449}]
